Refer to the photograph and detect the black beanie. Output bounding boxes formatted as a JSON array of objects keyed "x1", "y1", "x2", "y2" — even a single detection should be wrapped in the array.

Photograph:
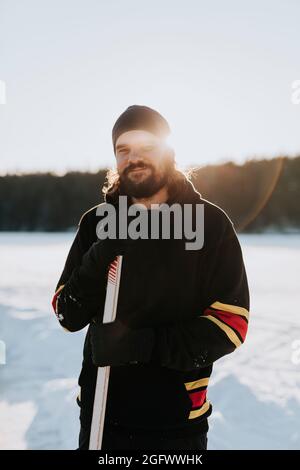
[{"x1": 112, "y1": 105, "x2": 171, "y2": 154}]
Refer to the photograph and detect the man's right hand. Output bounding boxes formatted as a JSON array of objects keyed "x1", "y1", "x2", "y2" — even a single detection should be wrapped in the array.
[
  {"x1": 78, "y1": 237, "x2": 134, "y2": 287},
  {"x1": 55, "y1": 237, "x2": 135, "y2": 329}
]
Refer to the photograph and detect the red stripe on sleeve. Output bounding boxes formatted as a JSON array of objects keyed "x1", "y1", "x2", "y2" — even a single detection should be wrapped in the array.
[
  {"x1": 51, "y1": 286, "x2": 64, "y2": 315},
  {"x1": 204, "y1": 308, "x2": 248, "y2": 341},
  {"x1": 189, "y1": 389, "x2": 207, "y2": 409}
]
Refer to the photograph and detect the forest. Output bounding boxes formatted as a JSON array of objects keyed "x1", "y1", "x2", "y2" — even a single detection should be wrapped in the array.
[{"x1": 0, "y1": 155, "x2": 299, "y2": 232}]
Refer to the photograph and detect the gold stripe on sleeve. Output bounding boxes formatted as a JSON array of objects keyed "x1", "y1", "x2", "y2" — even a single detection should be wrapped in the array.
[
  {"x1": 203, "y1": 315, "x2": 242, "y2": 348},
  {"x1": 210, "y1": 301, "x2": 249, "y2": 320}
]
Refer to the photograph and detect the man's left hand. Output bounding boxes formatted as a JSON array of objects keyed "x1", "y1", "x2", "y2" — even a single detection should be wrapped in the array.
[{"x1": 89, "y1": 318, "x2": 155, "y2": 367}]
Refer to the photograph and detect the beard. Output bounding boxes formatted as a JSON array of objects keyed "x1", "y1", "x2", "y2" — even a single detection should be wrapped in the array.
[{"x1": 119, "y1": 157, "x2": 173, "y2": 198}]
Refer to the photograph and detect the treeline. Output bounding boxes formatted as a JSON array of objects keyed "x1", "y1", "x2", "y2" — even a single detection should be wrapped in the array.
[
  {"x1": 0, "y1": 171, "x2": 106, "y2": 231},
  {"x1": 0, "y1": 155, "x2": 299, "y2": 232},
  {"x1": 190, "y1": 155, "x2": 300, "y2": 232}
]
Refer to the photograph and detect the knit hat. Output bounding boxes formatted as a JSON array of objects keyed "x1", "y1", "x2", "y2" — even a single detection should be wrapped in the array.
[{"x1": 112, "y1": 105, "x2": 171, "y2": 154}]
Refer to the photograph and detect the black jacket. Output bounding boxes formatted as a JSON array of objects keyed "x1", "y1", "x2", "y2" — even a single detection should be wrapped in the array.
[{"x1": 52, "y1": 179, "x2": 250, "y2": 438}]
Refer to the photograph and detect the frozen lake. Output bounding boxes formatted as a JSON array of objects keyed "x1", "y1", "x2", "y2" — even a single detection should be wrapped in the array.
[{"x1": 0, "y1": 232, "x2": 300, "y2": 449}]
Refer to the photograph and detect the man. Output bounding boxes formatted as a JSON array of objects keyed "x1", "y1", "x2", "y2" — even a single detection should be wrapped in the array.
[{"x1": 52, "y1": 105, "x2": 250, "y2": 450}]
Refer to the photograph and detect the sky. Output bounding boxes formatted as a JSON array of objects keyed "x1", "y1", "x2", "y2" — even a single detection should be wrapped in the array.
[{"x1": 0, "y1": 0, "x2": 300, "y2": 174}]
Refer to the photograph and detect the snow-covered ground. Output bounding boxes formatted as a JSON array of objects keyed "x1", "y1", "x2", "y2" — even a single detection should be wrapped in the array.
[{"x1": 0, "y1": 232, "x2": 299, "y2": 449}]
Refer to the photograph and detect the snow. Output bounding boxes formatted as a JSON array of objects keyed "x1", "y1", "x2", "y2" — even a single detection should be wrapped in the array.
[
  {"x1": 0, "y1": 232, "x2": 299, "y2": 449},
  {"x1": 0, "y1": 232, "x2": 84, "y2": 450}
]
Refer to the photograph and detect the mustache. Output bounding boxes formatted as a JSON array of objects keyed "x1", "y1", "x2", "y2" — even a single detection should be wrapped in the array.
[{"x1": 124, "y1": 163, "x2": 153, "y2": 175}]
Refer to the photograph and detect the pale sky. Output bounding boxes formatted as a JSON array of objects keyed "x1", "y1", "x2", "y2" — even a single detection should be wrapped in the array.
[{"x1": 0, "y1": 0, "x2": 300, "y2": 174}]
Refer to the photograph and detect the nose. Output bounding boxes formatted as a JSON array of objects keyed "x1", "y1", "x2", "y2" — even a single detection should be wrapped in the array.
[{"x1": 127, "y1": 151, "x2": 142, "y2": 163}]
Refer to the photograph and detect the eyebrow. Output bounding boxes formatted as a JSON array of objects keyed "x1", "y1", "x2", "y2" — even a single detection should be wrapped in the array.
[
  {"x1": 115, "y1": 144, "x2": 129, "y2": 150},
  {"x1": 116, "y1": 141, "x2": 157, "y2": 151}
]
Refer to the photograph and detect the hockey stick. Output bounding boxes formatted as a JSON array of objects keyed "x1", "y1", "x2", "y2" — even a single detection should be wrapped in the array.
[{"x1": 89, "y1": 255, "x2": 123, "y2": 450}]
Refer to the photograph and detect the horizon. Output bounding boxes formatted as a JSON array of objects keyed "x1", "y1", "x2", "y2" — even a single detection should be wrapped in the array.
[{"x1": 0, "y1": 152, "x2": 296, "y2": 177}]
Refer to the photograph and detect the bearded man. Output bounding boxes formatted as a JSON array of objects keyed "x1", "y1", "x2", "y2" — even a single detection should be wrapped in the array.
[{"x1": 52, "y1": 105, "x2": 250, "y2": 450}]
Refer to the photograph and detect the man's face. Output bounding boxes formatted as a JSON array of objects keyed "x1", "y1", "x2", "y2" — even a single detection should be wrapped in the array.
[{"x1": 115, "y1": 130, "x2": 173, "y2": 198}]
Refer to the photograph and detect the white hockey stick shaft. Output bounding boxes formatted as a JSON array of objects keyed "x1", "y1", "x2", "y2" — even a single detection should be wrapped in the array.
[{"x1": 89, "y1": 255, "x2": 123, "y2": 450}]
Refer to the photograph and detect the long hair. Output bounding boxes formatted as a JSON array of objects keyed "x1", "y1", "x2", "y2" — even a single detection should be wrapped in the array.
[{"x1": 102, "y1": 152, "x2": 195, "y2": 204}]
